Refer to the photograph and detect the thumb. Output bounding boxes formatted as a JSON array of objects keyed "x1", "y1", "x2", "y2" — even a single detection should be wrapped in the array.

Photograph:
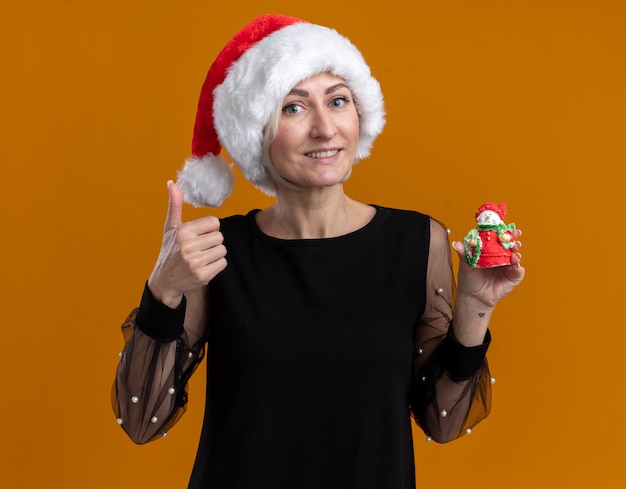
[
  {"x1": 164, "y1": 180, "x2": 184, "y2": 232},
  {"x1": 451, "y1": 241, "x2": 463, "y2": 255}
]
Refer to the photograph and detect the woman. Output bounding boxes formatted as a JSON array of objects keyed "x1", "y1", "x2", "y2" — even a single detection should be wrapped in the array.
[{"x1": 113, "y1": 14, "x2": 525, "y2": 489}]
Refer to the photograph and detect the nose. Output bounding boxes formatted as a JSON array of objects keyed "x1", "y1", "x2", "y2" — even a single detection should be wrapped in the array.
[{"x1": 310, "y1": 108, "x2": 337, "y2": 139}]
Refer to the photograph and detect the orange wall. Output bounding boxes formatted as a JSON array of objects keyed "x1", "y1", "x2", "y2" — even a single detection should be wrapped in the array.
[{"x1": 1, "y1": 1, "x2": 624, "y2": 487}]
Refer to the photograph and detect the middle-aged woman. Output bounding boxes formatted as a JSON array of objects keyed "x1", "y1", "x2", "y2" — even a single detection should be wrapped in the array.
[{"x1": 113, "y1": 14, "x2": 525, "y2": 489}]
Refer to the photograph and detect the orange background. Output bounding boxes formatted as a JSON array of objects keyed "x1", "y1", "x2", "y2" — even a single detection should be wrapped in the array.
[{"x1": 1, "y1": 1, "x2": 625, "y2": 487}]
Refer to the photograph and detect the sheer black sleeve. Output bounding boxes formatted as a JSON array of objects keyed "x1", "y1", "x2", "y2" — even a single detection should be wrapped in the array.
[
  {"x1": 409, "y1": 218, "x2": 493, "y2": 443},
  {"x1": 111, "y1": 284, "x2": 206, "y2": 444}
]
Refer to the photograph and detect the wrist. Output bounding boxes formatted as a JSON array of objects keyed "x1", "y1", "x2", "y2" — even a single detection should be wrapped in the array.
[
  {"x1": 455, "y1": 292, "x2": 497, "y2": 313},
  {"x1": 147, "y1": 276, "x2": 183, "y2": 308},
  {"x1": 453, "y1": 296, "x2": 494, "y2": 347}
]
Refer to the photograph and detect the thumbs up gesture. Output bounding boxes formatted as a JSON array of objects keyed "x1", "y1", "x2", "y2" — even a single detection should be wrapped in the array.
[{"x1": 147, "y1": 181, "x2": 227, "y2": 308}]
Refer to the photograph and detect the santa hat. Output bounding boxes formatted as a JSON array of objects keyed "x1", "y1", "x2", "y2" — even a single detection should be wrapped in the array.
[
  {"x1": 177, "y1": 14, "x2": 386, "y2": 207},
  {"x1": 475, "y1": 202, "x2": 507, "y2": 221}
]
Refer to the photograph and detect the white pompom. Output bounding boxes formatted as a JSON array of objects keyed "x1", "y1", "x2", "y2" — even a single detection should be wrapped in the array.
[{"x1": 177, "y1": 154, "x2": 235, "y2": 207}]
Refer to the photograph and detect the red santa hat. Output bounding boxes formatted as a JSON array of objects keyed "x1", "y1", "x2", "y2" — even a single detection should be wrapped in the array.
[
  {"x1": 475, "y1": 202, "x2": 507, "y2": 221},
  {"x1": 177, "y1": 14, "x2": 386, "y2": 207}
]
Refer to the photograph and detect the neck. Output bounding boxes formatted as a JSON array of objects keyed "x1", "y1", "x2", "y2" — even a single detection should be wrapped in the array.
[{"x1": 257, "y1": 185, "x2": 373, "y2": 239}]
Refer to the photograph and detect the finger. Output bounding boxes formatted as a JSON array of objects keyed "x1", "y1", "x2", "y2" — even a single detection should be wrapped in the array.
[
  {"x1": 182, "y1": 215, "x2": 222, "y2": 236},
  {"x1": 451, "y1": 241, "x2": 475, "y2": 272},
  {"x1": 451, "y1": 241, "x2": 465, "y2": 256},
  {"x1": 197, "y1": 231, "x2": 224, "y2": 252},
  {"x1": 177, "y1": 232, "x2": 225, "y2": 258},
  {"x1": 199, "y1": 256, "x2": 228, "y2": 283},
  {"x1": 185, "y1": 243, "x2": 227, "y2": 269},
  {"x1": 202, "y1": 243, "x2": 228, "y2": 266},
  {"x1": 185, "y1": 251, "x2": 228, "y2": 285},
  {"x1": 510, "y1": 254, "x2": 526, "y2": 278},
  {"x1": 164, "y1": 180, "x2": 184, "y2": 232},
  {"x1": 510, "y1": 239, "x2": 522, "y2": 252},
  {"x1": 174, "y1": 218, "x2": 222, "y2": 251}
]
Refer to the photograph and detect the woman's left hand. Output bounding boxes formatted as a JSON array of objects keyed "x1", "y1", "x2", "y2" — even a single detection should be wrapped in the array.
[{"x1": 452, "y1": 229, "x2": 525, "y2": 309}]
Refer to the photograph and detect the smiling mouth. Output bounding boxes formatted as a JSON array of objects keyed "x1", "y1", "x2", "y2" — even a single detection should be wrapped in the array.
[{"x1": 306, "y1": 149, "x2": 339, "y2": 158}]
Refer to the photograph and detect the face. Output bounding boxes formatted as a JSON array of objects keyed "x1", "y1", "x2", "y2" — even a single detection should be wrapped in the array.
[
  {"x1": 477, "y1": 210, "x2": 503, "y2": 225},
  {"x1": 268, "y1": 72, "x2": 360, "y2": 191}
]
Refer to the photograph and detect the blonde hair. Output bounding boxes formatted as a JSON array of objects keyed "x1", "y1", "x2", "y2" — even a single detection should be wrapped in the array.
[{"x1": 261, "y1": 106, "x2": 301, "y2": 192}]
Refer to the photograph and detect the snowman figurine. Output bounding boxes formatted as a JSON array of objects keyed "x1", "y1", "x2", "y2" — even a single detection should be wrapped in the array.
[{"x1": 463, "y1": 202, "x2": 516, "y2": 268}]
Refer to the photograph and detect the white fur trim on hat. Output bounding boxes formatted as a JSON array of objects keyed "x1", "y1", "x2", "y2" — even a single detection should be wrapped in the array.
[{"x1": 177, "y1": 155, "x2": 235, "y2": 207}]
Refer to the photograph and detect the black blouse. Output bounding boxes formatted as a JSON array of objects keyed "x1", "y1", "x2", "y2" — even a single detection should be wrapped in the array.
[{"x1": 113, "y1": 206, "x2": 492, "y2": 489}]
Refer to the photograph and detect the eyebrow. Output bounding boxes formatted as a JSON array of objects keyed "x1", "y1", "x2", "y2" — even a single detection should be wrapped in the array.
[{"x1": 287, "y1": 83, "x2": 350, "y2": 97}]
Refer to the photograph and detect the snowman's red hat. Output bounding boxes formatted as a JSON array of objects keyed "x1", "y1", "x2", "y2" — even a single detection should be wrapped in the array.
[
  {"x1": 475, "y1": 202, "x2": 507, "y2": 221},
  {"x1": 177, "y1": 14, "x2": 386, "y2": 207}
]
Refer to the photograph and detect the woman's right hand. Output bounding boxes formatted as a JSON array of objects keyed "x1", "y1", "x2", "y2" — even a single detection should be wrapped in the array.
[{"x1": 147, "y1": 180, "x2": 227, "y2": 308}]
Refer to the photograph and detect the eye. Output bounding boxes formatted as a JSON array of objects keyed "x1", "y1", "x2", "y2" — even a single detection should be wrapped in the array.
[
  {"x1": 282, "y1": 103, "x2": 302, "y2": 115},
  {"x1": 330, "y1": 96, "x2": 348, "y2": 108}
]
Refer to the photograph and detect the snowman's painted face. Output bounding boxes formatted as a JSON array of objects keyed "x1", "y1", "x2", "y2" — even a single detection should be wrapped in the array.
[{"x1": 477, "y1": 210, "x2": 503, "y2": 225}]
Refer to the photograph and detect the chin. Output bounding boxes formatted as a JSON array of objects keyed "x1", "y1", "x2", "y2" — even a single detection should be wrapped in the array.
[
  {"x1": 311, "y1": 174, "x2": 351, "y2": 188},
  {"x1": 277, "y1": 163, "x2": 354, "y2": 191}
]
